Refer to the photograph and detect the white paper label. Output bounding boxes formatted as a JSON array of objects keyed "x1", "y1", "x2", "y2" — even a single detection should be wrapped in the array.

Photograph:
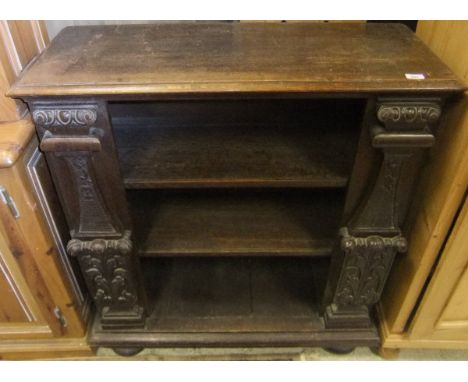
[{"x1": 405, "y1": 73, "x2": 426, "y2": 80}]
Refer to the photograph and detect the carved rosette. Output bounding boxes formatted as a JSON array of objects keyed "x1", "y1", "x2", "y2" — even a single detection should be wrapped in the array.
[
  {"x1": 32, "y1": 107, "x2": 97, "y2": 128},
  {"x1": 333, "y1": 228, "x2": 407, "y2": 306},
  {"x1": 67, "y1": 231, "x2": 140, "y2": 313}
]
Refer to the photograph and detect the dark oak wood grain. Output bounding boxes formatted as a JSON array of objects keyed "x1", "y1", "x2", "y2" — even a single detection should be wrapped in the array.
[
  {"x1": 9, "y1": 22, "x2": 463, "y2": 97},
  {"x1": 111, "y1": 99, "x2": 363, "y2": 189},
  {"x1": 129, "y1": 189, "x2": 344, "y2": 257}
]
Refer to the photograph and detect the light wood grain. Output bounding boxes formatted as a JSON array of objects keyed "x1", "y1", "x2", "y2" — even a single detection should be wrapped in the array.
[
  {"x1": 5, "y1": 21, "x2": 37, "y2": 75},
  {"x1": 0, "y1": 118, "x2": 34, "y2": 168},
  {"x1": 0, "y1": 22, "x2": 22, "y2": 122},
  {"x1": 379, "y1": 20, "x2": 468, "y2": 348},
  {"x1": 0, "y1": 222, "x2": 51, "y2": 338},
  {"x1": 0, "y1": 21, "x2": 48, "y2": 122},
  {"x1": 0, "y1": 20, "x2": 87, "y2": 356},
  {"x1": 0, "y1": 139, "x2": 86, "y2": 338},
  {"x1": 417, "y1": 21, "x2": 468, "y2": 84},
  {"x1": 437, "y1": 267, "x2": 468, "y2": 328},
  {"x1": 378, "y1": 305, "x2": 468, "y2": 349},
  {"x1": 29, "y1": 20, "x2": 49, "y2": 53},
  {"x1": 0, "y1": 336, "x2": 92, "y2": 360},
  {"x1": 408, "y1": 197, "x2": 468, "y2": 340},
  {"x1": 0, "y1": 233, "x2": 31, "y2": 323}
]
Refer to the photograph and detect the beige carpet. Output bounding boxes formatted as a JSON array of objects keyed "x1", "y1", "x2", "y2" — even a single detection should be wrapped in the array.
[{"x1": 88, "y1": 346, "x2": 468, "y2": 361}]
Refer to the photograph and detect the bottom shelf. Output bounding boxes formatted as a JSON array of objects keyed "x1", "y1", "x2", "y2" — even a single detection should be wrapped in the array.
[{"x1": 89, "y1": 258, "x2": 379, "y2": 348}]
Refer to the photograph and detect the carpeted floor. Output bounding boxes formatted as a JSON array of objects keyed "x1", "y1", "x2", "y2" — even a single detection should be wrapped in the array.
[{"x1": 91, "y1": 346, "x2": 468, "y2": 360}]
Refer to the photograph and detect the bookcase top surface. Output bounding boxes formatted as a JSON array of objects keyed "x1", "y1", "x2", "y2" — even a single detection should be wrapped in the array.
[{"x1": 9, "y1": 22, "x2": 464, "y2": 97}]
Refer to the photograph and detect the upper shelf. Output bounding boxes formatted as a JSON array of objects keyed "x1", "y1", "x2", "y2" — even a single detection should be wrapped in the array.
[
  {"x1": 8, "y1": 22, "x2": 464, "y2": 98},
  {"x1": 111, "y1": 98, "x2": 363, "y2": 189}
]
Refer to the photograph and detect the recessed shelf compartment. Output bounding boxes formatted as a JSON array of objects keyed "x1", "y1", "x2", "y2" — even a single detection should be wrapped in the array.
[
  {"x1": 89, "y1": 257, "x2": 379, "y2": 348},
  {"x1": 143, "y1": 256, "x2": 328, "y2": 332},
  {"x1": 129, "y1": 189, "x2": 344, "y2": 257},
  {"x1": 111, "y1": 99, "x2": 364, "y2": 189}
]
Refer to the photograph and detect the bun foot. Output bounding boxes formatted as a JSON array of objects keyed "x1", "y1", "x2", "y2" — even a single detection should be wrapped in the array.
[
  {"x1": 112, "y1": 347, "x2": 144, "y2": 356},
  {"x1": 323, "y1": 347, "x2": 355, "y2": 355}
]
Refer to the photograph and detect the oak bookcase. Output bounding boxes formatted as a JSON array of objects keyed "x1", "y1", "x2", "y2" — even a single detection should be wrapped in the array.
[{"x1": 8, "y1": 22, "x2": 464, "y2": 355}]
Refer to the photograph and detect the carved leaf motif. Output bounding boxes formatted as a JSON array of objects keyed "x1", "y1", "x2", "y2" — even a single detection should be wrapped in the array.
[
  {"x1": 334, "y1": 229, "x2": 407, "y2": 306},
  {"x1": 67, "y1": 232, "x2": 139, "y2": 311}
]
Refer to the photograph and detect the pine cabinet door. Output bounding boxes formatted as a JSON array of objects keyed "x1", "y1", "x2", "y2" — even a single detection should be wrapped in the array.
[{"x1": 408, "y1": 197, "x2": 468, "y2": 343}]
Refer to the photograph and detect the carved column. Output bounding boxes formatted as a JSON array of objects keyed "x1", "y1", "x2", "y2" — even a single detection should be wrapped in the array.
[
  {"x1": 29, "y1": 101, "x2": 146, "y2": 329},
  {"x1": 323, "y1": 98, "x2": 442, "y2": 328}
]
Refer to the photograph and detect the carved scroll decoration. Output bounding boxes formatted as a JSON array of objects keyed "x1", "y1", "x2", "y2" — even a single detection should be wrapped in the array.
[
  {"x1": 377, "y1": 104, "x2": 441, "y2": 125},
  {"x1": 32, "y1": 108, "x2": 97, "y2": 128},
  {"x1": 333, "y1": 228, "x2": 407, "y2": 306}
]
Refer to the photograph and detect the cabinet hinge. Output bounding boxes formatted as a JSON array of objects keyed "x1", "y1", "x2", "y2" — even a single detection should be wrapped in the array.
[
  {"x1": 0, "y1": 186, "x2": 20, "y2": 219},
  {"x1": 53, "y1": 306, "x2": 68, "y2": 328}
]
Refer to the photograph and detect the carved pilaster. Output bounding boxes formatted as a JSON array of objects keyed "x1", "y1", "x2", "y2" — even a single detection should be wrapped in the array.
[
  {"x1": 323, "y1": 98, "x2": 442, "y2": 328},
  {"x1": 67, "y1": 232, "x2": 145, "y2": 328},
  {"x1": 31, "y1": 103, "x2": 123, "y2": 239},
  {"x1": 29, "y1": 100, "x2": 146, "y2": 328},
  {"x1": 349, "y1": 99, "x2": 440, "y2": 236},
  {"x1": 62, "y1": 153, "x2": 119, "y2": 237}
]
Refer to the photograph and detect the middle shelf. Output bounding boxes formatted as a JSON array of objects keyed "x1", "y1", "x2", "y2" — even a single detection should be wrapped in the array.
[{"x1": 128, "y1": 189, "x2": 344, "y2": 257}]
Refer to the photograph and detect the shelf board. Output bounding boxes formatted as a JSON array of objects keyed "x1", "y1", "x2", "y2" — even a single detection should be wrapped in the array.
[
  {"x1": 129, "y1": 189, "x2": 343, "y2": 257},
  {"x1": 112, "y1": 99, "x2": 362, "y2": 189},
  {"x1": 143, "y1": 257, "x2": 327, "y2": 332},
  {"x1": 89, "y1": 257, "x2": 379, "y2": 348}
]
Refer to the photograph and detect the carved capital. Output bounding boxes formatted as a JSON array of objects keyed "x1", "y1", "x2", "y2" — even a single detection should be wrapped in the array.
[
  {"x1": 67, "y1": 231, "x2": 132, "y2": 258},
  {"x1": 32, "y1": 106, "x2": 97, "y2": 128},
  {"x1": 371, "y1": 99, "x2": 441, "y2": 149},
  {"x1": 340, "y1": 229, "x2": 407, "y2": 253},
  {"x1": 377, "y1": 103, "x2": 441, "y2": 127},
  {"x1": 67, "y1": 232, "x2": 144, "y2": 327},
  {"x1": 333, "y1": 227, "x2": 407, "y2": 306}
]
